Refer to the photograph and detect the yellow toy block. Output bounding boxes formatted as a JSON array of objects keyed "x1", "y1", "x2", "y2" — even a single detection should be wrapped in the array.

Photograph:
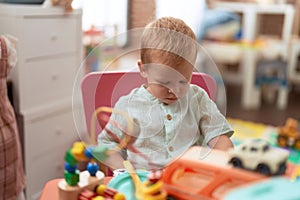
[{"x1": 71, "y1": 142, "x2": 89, "y2": 161}]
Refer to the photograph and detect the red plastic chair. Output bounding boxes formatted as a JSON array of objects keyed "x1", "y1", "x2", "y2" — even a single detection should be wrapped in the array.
[{"x1": 81, "y1": 71, "x2": 217, "y2": 174}]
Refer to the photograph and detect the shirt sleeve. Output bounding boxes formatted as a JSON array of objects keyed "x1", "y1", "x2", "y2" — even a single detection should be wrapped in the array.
[
  {"x1": 193, "y1": 85, "x2": 234, "y2": 145},
  {"x1": 97, "y1": 114, "x2": 123, "y2": 150},
  {"x1": 97, "y1": 99, "x2": 130, "y2": 149}
]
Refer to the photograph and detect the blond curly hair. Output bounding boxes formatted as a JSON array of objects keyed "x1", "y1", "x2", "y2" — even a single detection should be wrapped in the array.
[{"x1": 140, "y1": 17, "x2": 198, "y2": 69}]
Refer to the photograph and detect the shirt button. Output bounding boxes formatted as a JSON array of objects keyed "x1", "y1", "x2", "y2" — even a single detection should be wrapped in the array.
[
  {"x1": 166, "y1": 114, "x2": 172, "y2": 120},
  {"x1": 168, "y1": 146, "x2": 174, "y2": 152}
]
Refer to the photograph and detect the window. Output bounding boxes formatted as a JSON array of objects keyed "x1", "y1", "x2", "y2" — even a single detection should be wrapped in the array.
[{"x1": 72, "y1": 0, "x2": 129, "y2": 46}]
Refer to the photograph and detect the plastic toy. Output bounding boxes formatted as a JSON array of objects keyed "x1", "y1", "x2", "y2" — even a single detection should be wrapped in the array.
[
  {"x1": 123, "y1": 160, "x2": 167, "y2": 200},
  {"x1": 228, "y1": 139, "x2": 289, "y2": 175},
  {"x1": 223, "y1": 177, "x2": 300, "y2": 200},
  {"x1": 277, "y1": 118, "x2": 300, "y2": 150},
  {"x1": 161, "y1": 146, "x2": 267, "y2": 200},
  {"x1": 107, "y1": 170, "x2": 150, "y2": 200}
]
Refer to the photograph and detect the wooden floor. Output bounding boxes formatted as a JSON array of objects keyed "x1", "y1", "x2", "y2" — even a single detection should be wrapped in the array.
[{"x1": 225, "y1": 84, "x2": 300, "y2": 126}]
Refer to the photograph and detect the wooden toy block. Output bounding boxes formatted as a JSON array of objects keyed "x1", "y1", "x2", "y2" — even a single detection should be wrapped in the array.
[
  {"x1": 84, "y1": 146, "x2": 94, "y2": 159},
  {"x1": 78, "y1": 189, "x2": 97, "y2": 200},
  {"x1": 95, "y1": 184, "x2": 107, "y2": 196},
  {"x1": 58, "y1": 170, "x2": 105, "y2": 200},
  {"x1": 65, "y1": 149, "x2": 78, "y2": 166},
  {"x1": 64, "y1": 169, "x2": 80, "y2": 186},
  {"x1": 87, "y1": 162, "x2": 99, "y2": 176},
  {"x1": 72, "y1": 142, "x2": 89, "y2": 161},
  {"x1": 91, "y1": 197, "x2": 105, "y2": 200},
  {"x1": 95, "y1": 184, "x2": 126, "y2": 200},
  {"x1": 64, "y1": 162, "x2": 77, "y2": 173}
]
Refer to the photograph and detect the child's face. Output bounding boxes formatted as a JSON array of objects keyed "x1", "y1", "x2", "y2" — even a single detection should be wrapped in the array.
[{"x1": 139, "y1": 61, "x2": 193, "y2": 105}]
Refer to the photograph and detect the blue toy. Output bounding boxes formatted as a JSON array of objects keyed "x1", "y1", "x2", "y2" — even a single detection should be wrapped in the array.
[{"x1": 224, "y1": 177, "x2": 300, "y2": 200}]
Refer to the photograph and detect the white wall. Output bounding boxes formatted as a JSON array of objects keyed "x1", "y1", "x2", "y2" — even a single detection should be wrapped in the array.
[
  {"x1": 72, "y1": 0, "x2": 128, "y2": 33},
  {"x1": 155, "y1": 0, "x2": 206, "y2": 37}
]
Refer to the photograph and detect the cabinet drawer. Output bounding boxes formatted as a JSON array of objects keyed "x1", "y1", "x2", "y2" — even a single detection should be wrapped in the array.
[
  {"x1": 20, "y1": 54, "x2": 77, "y2": 111},
  {"x1": 25, "y1": 143, "x2": 66, "y2": 200},
  {"x1": 20, "y1": 16, "x2": 80, "y2": 59},
  {"x1": 24, "y1": 109, "x2": 79, "y2": 160},
  {"x1": 23, "y1": 108, "x2": 82, "y2": 200}
]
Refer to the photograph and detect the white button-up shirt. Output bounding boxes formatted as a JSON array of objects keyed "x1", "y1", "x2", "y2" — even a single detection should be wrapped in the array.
[{"x1": 98, "y1": 84, "x2": 233, "y2": 170}]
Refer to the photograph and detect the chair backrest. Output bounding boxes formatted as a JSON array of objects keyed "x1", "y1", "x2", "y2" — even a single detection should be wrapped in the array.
[{"x1": 81, "y1": 71, "x2": 217, "y2": 136}]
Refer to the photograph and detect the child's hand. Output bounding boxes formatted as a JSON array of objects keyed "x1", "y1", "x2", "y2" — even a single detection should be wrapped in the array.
[{"x1": 208, "y1": 134, "x2": 234, "y2": 150}]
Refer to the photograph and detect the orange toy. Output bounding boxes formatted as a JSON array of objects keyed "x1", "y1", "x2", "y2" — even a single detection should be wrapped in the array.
[
  {"x1": 161, "y1": 146, "x2": 268, "y2": 200},
  {"x1": 161, "y1": 146, "x2": 296, "y2": 200}
]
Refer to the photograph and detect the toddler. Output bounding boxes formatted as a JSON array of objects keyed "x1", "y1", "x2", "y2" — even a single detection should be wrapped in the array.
[{"x1": 98, "y1": 17, "x2": 234, "y2": 170}]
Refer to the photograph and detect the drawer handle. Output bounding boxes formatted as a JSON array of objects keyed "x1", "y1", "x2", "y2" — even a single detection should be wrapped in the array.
[
  {"x1": 51, "y1": 74, "x2": 58, "y2": 81},
  {"x1": 50, "y1": 33, "x2": 58, "y2": 41},
  {"x1": 55, "y1": 128, "x2": 62, "y2": 136}
]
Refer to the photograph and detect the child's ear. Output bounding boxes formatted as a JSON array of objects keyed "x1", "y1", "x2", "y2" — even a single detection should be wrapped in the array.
[{"x1": 137, "y1": 60, "x2": 147, "y2": 78}]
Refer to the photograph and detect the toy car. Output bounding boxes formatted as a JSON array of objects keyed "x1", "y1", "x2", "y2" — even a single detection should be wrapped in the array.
[{"x1": 228, "y1": 139, "x2": 289, "y2": 175}]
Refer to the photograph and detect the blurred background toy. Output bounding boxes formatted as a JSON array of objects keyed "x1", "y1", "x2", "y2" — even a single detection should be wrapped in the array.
[
  {"x1": 43, "y1": 0, "x2": 73, "y2": 12},
  {"x1": 277, "y1": 118, "x2": 300, "y2": 150}
]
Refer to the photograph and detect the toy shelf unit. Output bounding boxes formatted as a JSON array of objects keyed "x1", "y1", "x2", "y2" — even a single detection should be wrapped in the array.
[
  {"x1": 204, "y1": 1, "x2": 295, "y2": 109},
  {"x1": 83, "y1": 24, "x2": 122, "y2": 73},
  {"x1": 288, "y1": 38, "x2": 300, "y2": 84},
  {"x1": 0, "y1": 3, "x2": 83, "y2": 200}
]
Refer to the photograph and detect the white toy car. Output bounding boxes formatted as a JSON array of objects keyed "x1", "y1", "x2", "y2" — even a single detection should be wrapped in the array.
[{"x1": 228, "y1": 139, "x2": 289, "y2": 175}]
